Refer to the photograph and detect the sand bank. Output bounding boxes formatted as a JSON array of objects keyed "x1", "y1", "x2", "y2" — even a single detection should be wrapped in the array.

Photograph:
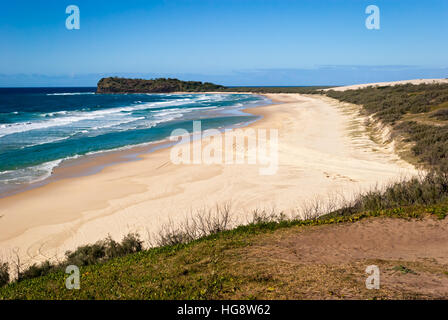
[
  {"x1": 325, "y1": 78, "x2": 448, "y2": 92},
  {"x1": 0, "y1": 93, "x2": 417, "y2": 265}
]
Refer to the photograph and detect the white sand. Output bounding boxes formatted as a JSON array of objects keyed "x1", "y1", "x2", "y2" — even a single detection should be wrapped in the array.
[{"x1": 325, "y1": 78, "x2": 448, "y2": 92}]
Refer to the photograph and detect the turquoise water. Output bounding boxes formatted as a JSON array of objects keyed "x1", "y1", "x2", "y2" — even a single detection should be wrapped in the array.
[{"x1": 0, "y1": 88, "x2": 270, "y2": 193}]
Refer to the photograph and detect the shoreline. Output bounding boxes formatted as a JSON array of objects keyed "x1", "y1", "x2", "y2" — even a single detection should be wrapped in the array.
[
  {"x1": 0, "y1": 92, "x2": 272, "y2": 199},
  {"x1": 0, "y1": 93, "x2": 418, "y2": 266}
]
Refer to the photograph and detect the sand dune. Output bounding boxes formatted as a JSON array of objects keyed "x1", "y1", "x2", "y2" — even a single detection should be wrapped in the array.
[
  {"x1": 325, "y1": 78, "x2": 448, "y2": 91},
  {"x1": 0, "y1": 93, "x2": 418, "y2": 266}
]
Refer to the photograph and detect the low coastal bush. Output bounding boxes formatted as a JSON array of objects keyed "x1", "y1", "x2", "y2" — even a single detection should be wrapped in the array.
[
  {"x1": 16, "y1": 233, "x2": 143, "y2": 283},
  {"x1": 65, "y1": 233, "x2": 142, "y2": 267},
  {"x1": 0, "y1": 262, "x2": 9, "y2": 287},
  {"x1": 430, "y1": 108, "x2": 448, "y2": 121},
  {"x1": 330, "y1": 172, "x2": 448, "y2": 217},
  {"x1": 18, "y1": 261, "x2": 52, "y2": 281},
  {"x1": 394, "y1": 121, "x2": 448, "y2": 170}
]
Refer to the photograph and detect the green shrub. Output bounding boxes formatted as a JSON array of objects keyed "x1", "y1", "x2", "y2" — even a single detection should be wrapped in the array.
[
  {"x1": 65, "y1": 242, "x2": 108, "y2": 267},
  {"x1": 430, "y1": 108, "x2": 448, "y2": 121},
  {"x1": 65, "y1": 233, "x2": 143, "y2": 267},
  {"x1": 18, "y1": 261, "x2": 54, "y2": 282},
  {"x1": 15, "y1": 233, "x2": 144, "y2": 283},
  {"x1": 0, "y1": 262, "x2": 9, "y2": 287},
  {"x1": 394, "y1": 121, "x2": 448, "y2": 170},
  {"x1": 118, "y1": 233, "x2": 143, "y2": 255}
]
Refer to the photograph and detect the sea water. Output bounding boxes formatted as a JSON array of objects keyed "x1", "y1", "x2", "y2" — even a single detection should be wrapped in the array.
[{"x1": 0, "y1": 88, "x2": 270, "y2": 194}]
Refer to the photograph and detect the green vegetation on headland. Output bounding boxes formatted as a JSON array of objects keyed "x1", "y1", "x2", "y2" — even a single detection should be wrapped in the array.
[
  {"x1": 96, "y1": 77, "x2": 224, "y2": 93},
  {"x1": 1, "y1": 172, "x2": 448, "y2": 299},
  {"x1": 96, "y1": 76, "x2": 332, "y2": 94}
]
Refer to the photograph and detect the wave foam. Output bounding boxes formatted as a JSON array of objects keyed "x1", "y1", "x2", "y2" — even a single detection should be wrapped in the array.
[{"x1": 46, "y1": 92, "x2": 95, "y2": 96}]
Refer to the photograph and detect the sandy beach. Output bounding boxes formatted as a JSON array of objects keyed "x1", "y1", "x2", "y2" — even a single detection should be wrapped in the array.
[
  {"x1": 324, "y1": 78, "x2": 448, "y2": 91},
  {"x1": 0, "y1": 93, "x2": 418, "y2": 266}
]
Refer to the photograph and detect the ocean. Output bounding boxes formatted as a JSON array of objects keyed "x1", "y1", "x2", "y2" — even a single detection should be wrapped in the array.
[{"x1": 0, "y1": 88, "x2": 270, "y2": 195}]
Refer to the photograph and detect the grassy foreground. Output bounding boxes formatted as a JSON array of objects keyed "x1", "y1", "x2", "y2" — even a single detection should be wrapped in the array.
[{"x1": 1, "y1": 202, "x2": 447, "y2": 300}]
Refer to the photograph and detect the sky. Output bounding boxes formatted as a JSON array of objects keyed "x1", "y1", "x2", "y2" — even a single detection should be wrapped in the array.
[{"x1": 1, "y1": 0, "x2": 448, "y2": 86}]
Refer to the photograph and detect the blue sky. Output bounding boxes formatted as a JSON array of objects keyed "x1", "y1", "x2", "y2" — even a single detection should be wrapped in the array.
[{"x1": 1, "y1": 0, "x2": 448, "y2": 86}]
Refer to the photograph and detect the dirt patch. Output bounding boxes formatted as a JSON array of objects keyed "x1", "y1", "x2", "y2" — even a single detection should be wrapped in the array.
[
  {"x1": 251, "y1": 217, "x2": 448, "y2": 264},
  {"x1": 235, "y1": 217, "x2": 448, "y2": 299}
]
